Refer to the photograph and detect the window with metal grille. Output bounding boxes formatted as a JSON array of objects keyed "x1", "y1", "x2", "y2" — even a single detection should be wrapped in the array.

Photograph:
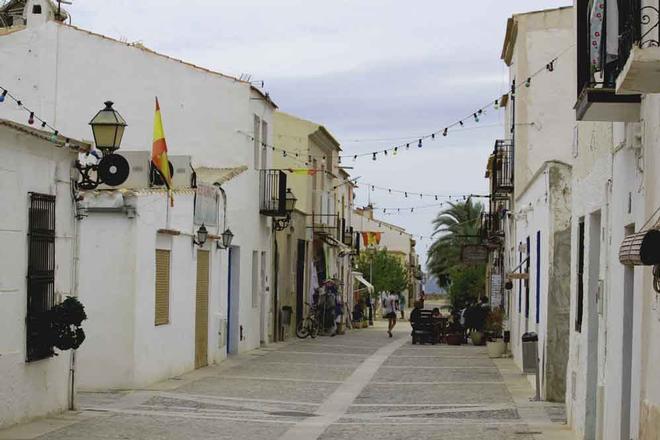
[
  {"x1": 155, "y1": 249, "x2": 171, "y2": 326},
  {"x1": 26, "y1": 193, "x2": 56, "y2": 362}
]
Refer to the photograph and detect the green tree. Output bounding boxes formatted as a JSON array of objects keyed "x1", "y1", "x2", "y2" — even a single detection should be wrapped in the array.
[
  {"x1": 356, "y1": 249, "x2": 408, "y2": 297},
  {"x1": 427, "y1": 199, "x2": 484, "y2": 286},
  {"x1": 447, "y1": 264, "x2": 485, "y2": 310}
]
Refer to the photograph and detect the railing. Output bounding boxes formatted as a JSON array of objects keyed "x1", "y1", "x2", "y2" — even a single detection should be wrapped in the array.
[
  {"x1": 259, "y1": 170, "x2": 287, "y2": 217},
  {"x1": 619, "y1": 1, "x2": 659, "y2": 69},
  {"x1": 480, "y1": 212, "x2": 504, "y2": 242},
  {"x1": 491, "y1": 140, "x2": 513, "y2": 199}
]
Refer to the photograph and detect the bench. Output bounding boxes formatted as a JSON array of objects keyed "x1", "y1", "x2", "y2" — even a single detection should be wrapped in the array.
[{"x1": 410, "y1": 310, "x2": 444, "y2": 345}]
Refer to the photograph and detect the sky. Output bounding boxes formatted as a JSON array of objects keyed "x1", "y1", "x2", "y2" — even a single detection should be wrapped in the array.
[{"x1": 66, "y1": 0, "x2": 572, "y2": 265}]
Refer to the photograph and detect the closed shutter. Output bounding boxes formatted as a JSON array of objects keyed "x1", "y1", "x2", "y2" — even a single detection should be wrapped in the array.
[
  {"x1": 195, "y1": 250, "x2": 210, "y2": 368},
  {"x1": 155, "y1": 249, "x2": 171, "y2": 326}
]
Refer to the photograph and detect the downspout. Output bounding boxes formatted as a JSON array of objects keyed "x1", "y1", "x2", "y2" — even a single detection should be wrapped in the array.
[{"x1": 69, "y1": 176, "x2": 81, "y2": 410}]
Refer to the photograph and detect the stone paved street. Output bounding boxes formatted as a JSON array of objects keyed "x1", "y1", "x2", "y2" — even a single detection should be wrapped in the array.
[{"x1": 0, "y1": 322, "x2": 573, "y2": 440}]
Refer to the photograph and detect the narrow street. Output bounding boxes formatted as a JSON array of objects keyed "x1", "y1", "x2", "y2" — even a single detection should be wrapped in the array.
[{"x1": 1, "y1": 321, "x2": 571, "y2": 440}]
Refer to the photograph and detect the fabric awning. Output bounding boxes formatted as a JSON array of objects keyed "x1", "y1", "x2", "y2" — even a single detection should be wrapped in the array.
[
  {"x1": 196, "y1": 166, "x2": 248, "y2": 186},
  {"x1": 353, "y1": 272, "x2": 374, "y2": 294}
]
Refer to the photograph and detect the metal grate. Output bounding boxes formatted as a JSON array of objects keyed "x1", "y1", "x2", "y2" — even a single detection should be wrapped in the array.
[
  {"x1": 259, "y1": 169, "x2": 287, "y2": 216},
  {"x1": 26, "y1": 192, "x2": 56, "y2": 362},
  {"x1": 491, "y1": 140, "x2": 513, "y2": 199}
]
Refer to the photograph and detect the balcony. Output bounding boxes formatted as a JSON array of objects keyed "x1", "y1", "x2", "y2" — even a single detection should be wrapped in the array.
[
  {"x1": 616, "y1": 1, "x2": 660, "y2": 94},
  {"x1": 490, "y1": 140, "x2": 514, "y2": 200},
  {"x1": 575, "y1": 0, "x2": 642, "y2": 121},
  {"x1": 480, "y1": 212, "x2": 504, "y2": 245},
  {"x1": 259, "y1": 169, "x2": 287, "y2": 216}
]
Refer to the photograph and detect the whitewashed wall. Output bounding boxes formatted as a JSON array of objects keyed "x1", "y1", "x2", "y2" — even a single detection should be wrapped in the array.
[
  {"x1": 0, "y1": 13, "x2": 274, "y2": 357},
  {"x1": 0, "y1": 126, "x2": 76, "y2": 428}
]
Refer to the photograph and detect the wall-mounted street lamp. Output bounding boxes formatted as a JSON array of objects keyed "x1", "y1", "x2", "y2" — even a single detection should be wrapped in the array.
[
  {"x1": 273, "y1": 188, "x2": 297, "y2": 231},
  {"x1": 216, "y1": 228, "x2": 234, "y2": 250},
  {"x1": 76, "y1": 101, "x2": 130, "y2": 189},
  {"x1": 193, "y1": 224, "x2": 208, "y2": 247}
]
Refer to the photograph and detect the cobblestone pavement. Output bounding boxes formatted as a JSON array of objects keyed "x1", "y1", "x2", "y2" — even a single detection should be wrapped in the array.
[{"x1": 0, "y1": 321, "x2": 574, "y2": 440}]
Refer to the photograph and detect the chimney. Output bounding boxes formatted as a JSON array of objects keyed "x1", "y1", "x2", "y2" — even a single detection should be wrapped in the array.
[{"x1": 363, "y1": 204, "x2": 374, "y2": 220}]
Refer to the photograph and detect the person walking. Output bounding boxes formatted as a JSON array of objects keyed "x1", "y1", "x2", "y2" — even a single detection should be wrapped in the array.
[
  {"x1": 385, "y1": 292, "x2": 399, "y2": 337},
  {"x1": 398, "y1": 292, "x2": 406, "y2": 320}
]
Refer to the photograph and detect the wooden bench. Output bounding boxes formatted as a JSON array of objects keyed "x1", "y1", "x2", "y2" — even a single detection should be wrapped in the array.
[{"x1": 410, "y1": 310, "x2": 444, "y2": 345}]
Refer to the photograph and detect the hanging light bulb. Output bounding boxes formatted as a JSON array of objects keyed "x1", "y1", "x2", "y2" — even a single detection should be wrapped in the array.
[
  {"x1": 393, "y1": 147, "x2": 398, "y2": 155},
  {"x1": 41, "y1": 121, "x2": 46, "y2": 128},
  {"x1": 406, "y1": 143, "x2": 410, "y2": 150},
  {"x1": 388, "y1": 189, "x2": 392, "y2": 194},
  {"x1": 411, "y1": 208, "x2": 414, "y2": 213},
  {"x1": 372, "y1": 152, "x2": 377, "y2": 161},
  {"x1": 473, "y1": 113, "x2": 479, "y2": 123},
  {"x1": 525, "y1": 77, "x2": 531, "y2": 87},
  {"x1": 459, "y1": 121, "x2": 464, "y2": 127},
  {"x1": 419, "y1": 193, "x2": 423, "y2": 199},
  {"x1": 547, "y1": 61, "x2": 554, "y2": 72},
  {"x1": 418, "y1": 139, "x2": 422, "y2": 148},
  {"x1": 0, "y1": 89, "x2": 7, "y2": 103},
  {"x1": 371, "y1": 185, "x2": 375, "y2": 191},
  {"x1": 404, "y1": 192, "x2": 408, "y2": 198},
  {"x1": 353, "y1": 155, "x2": 357, "y2": 160},
  {"x1": 431, "y1": 133, "x2": 435, "y2": 140},
  {"x1": 384, "y1": 150, "x2": 388, "y2": 156},
  {"x1": 494, "y1": 99, "x2": 499, "y2": 110},
  {"x1": 443, "y1": 128, "x2": 448, "y2": 136},
  {"x1": 435, "y1": 195, "x2": 438, "y2": 201},
  {"x1": 28, "y1": 112, "x2": 35, "y2": 125},
  {"x1": 283, "y1": 151, "x2": 287, "y2": 157}
]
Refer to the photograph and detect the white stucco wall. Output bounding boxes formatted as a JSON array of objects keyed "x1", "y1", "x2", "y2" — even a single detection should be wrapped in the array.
[
  {"x1": 0, "y1": 14, "x2": 274, "y2": 362},
  {"x1": 0, "y1": 125, "x2": 77, "y2": 428}
]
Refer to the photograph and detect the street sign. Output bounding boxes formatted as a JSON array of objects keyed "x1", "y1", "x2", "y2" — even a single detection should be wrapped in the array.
[{"x1": 461, "y1": 245, "x2": 489, "y2": 264}]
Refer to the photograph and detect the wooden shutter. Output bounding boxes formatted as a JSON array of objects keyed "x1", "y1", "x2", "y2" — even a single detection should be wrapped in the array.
[
  {"x1": 195, "y1": 250, "x2": 210, "y2": 368},
  {"x1": 155, "y1": 249, "x2": 170, "y2": 326}
]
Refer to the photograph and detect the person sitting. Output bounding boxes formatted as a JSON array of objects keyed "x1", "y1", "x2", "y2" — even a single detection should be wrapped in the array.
[
  {"x1": 353, "y1": 302, "x2": 363, "y2": 322},
  {"x1": 409, "y1": 301, "x2": 423, "y2": 328},
  {"x1": 431, "y1": 307, "x2": 441, "y2": 318}
]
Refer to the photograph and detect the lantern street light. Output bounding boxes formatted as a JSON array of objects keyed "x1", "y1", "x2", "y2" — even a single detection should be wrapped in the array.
[
  {"x1": 76, "y1": 101, "x2": 130, "y2": 189},
  {"x1": 193, "y1": 224, "x2": 208, "y2": 247},
  {"x1": 216, "y1": 228, "x2": 234, "y2": 250},
  {"x1": 89, "y1": 101, "x2": 127, "y2": 154},
  {"x1": 273, "y1": 188, "x2": 297, "y2": 231}
]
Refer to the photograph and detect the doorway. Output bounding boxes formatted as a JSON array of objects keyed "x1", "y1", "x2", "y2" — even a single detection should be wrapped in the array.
[
  {"x1": 585, "y1": 212, "x2": 601, "y2": 439},
  {"x1": 195, "y1": 250, "x2": 210, "y2": 369},
  {"x1": 227, "y1": 246, "x2": 240, "y2": 355},
  {"x1": 296, "y1": 240, "x2": 306, "y2": 325},
  {"x1": 621, "y1": 224, "x2": 635, "y2": 440}
]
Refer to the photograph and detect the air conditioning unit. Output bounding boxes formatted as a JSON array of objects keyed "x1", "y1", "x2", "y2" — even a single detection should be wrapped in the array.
[
  {"x1": 150, "y1": 155, "x2": 192, "y2": 189},
  {"x1": 97, "y1": 151, "x2": 151, "y2": 190}
]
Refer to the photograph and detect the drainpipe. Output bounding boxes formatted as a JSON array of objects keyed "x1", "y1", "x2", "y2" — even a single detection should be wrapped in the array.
[{"x1": 69, "y1": 178, "x2": 82, "y2": 411}]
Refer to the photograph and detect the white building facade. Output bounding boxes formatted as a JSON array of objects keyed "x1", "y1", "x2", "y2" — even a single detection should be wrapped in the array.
[
  {"x1": 0, "y1": 0, "x2": 277, "y2": 390},
  {"x1": 0, "y1": 120, "x2": 83, "y2": 428}
]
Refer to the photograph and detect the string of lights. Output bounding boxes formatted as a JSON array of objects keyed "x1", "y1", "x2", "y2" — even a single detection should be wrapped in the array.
[
  {"x1": 358, "y1": 181, "x2": 489, "y2": 201},
  {"x1": 0, "y1": 85, "x2": 68, "y2": 143},
  {"x1": 339, "y1": 46, "x2": 574, "y2": 161}
]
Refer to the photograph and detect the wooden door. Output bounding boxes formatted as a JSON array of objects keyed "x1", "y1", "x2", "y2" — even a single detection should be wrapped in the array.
[{"x1": 195, "y1": 250, "x2": 210, "y2": 369}]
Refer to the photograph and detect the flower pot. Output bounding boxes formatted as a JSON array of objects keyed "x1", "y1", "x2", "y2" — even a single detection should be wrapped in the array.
[
  {"x1": 470, "y1": 331, "x2": 486, "y2": 346},
  {"x1": 362, "y1": 321, "x2": 369, "y2": 329},
  {"x1": 446, "y1": 333, "x2": 463, "y2": 346},
  {"x1": 487, "y1": 339, "x2": 506, "y2": 358}
]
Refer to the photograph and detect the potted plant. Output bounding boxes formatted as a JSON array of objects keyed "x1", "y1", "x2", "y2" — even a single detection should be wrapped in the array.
[
  {"x1": 485, "y1": 308, "x2": 506, "y2": 358},
  {"x1": 465, "y1": 304, "x2": 488, "y2": 346},
  {"x1": 445, "y1": 319, "x2": 464, "y2": 346}
]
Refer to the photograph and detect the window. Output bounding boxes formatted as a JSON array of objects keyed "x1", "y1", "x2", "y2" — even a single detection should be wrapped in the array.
[
  {"x1": 252, "y1": 251, "x2": 259, "y2": 308},
  {"x1": 155, "y1": 249, "x2": 171, "y2": 326},
  {"x1": 26, "y1": 193, "x2": 56, "y2": 362},
  {"x1": 576, "y1": 219, "x2": 585, "y2": 332},
  {"x1": 536, "y1": 231, "x2": 541, "y2": 325},
  {"x1": 253, "y1": 115, "x2": 261, "y2": 169},
  {"x1": 261, "y1": 120, "x2": 268, "y2": 169},
  {"x1": 525, "y1": 236, "x2": 530, "y2": 319}
]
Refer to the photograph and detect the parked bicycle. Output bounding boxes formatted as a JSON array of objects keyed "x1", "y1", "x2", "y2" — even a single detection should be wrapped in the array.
[{"x1": 296, "y1": 302, "x2": 319, "y2": 339}]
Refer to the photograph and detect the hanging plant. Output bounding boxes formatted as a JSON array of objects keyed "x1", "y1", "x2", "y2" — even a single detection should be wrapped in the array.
[{"x1": 49, "y1": 296, "x2": 87, "y2": 351}]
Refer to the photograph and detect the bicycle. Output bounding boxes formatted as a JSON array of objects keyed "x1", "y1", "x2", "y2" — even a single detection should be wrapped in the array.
[{"x1": 296, "y1": 302, "x2": 320, "y2": 339}]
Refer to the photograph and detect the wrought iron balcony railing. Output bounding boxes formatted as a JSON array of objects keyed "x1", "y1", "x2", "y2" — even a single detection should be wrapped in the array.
[
  {"x1": 259, "y1": 169, "x2": 287, "y2": 217},
  {"x1": 491, "y1": 140, "x2": 513, "y2": 199},
  {"x1": 618, "y1": 0, "x2": 659, "y2": 72}
]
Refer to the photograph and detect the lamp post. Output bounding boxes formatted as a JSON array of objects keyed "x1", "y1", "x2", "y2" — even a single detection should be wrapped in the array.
[
  {"x1": 216, "y1": 228, "x2": 234, "y2": 250},
  {"x1": 76, "y1": 101, "x2": 129, "y2": 189},
  {"x1": 273, "y1": 188, "x2": 298, "y2": 231}
]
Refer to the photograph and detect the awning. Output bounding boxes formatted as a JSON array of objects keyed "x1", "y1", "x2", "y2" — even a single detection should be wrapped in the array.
[
  {"x1": 353, "y1": 272, "x2": 374, "y2": 294},
  {"x1": 196, "y1": 166, "x2": 248, "y2": 186}
]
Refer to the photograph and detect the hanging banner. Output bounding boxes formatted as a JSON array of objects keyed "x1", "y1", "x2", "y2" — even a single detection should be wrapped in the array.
[
  {"x1": 461, "y1": 245, "x2": 489, "y2": 264},
  {"x1": 361, "y1": 232, "x2": 382, "y2": 247}
]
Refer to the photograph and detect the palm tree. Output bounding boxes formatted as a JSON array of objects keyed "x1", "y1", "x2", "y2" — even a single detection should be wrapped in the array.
[{"x1": 427, "y1": 199, "x2": 484, "y2": 287}]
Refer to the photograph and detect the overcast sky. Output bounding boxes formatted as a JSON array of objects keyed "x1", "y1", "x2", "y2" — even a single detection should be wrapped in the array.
[{"x1": 67, "y1": 0, "x2": 572, "y2": 264}]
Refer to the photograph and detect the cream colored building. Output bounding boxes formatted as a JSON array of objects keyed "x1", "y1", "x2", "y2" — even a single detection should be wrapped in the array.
[{"x1": 272, "y1": 112, "x2": 354, "y2": 336}]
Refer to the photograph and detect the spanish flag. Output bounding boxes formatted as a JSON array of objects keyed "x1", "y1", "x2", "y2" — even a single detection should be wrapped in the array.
[
  {"x1": 152, "y1": 98, "x2": 173, "y2": 206},
  {"x1": 361, "y1": 232, "x2": 382, "y2": 247}
]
